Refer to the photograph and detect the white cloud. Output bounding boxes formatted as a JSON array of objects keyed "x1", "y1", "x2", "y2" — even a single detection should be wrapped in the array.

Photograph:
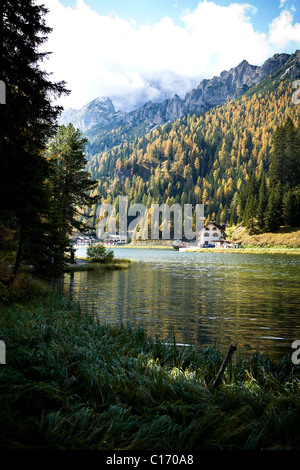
[
  {"x1": 269, "y1": 10, "x2": 300, "y2": 47},
  {"x1": 179, "y1": 2, "x2": 268, "y2": 75},
  {"x1": 38, "y1": 0, "x2": 299, "y2": 111}
]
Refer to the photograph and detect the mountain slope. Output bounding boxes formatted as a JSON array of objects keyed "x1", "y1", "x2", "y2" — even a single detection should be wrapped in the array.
[
  {"x1": 79, "y1": 49, "x2": 300, "y2": 232},
  {"x1": 121, "y1": 51, "x2": 293, "y2": 128},
  {"x1": 61, "y1": 51, "x2": 299, "y2": 159}
]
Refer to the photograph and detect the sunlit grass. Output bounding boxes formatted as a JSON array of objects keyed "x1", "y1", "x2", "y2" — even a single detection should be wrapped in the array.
[
  {"x1": 186, "y1": 247, "x2": 300, "y2": 255},
  {"x1": 228, "y1": 225, "x2": 300, "y2": 248},
  {"x1": 0, "y1": 290, "x2": 300, "y2": 450},
  {"x1": 65, "y1": 258, "x2": 132, "y2": 272}
]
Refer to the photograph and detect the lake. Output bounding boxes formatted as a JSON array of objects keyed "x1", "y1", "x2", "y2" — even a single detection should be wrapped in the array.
[{"x1": 63, "y1": 247, "x2": 300, "y2": 360}]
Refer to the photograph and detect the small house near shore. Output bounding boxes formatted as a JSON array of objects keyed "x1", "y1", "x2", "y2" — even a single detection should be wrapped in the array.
[
  {"x1": 103, "y1": 234, "x2": 126, "y2": 245},
  {"x1": 74, "y1": 235, "x2": 97, "y2": 246},
  {"x1": 198, "y1": 223, "x2": 225, "y2": 247}
]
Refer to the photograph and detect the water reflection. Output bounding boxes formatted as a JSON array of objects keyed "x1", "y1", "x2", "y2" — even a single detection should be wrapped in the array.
[{"x1": 63, "y1": 249, "x2": 300, "y2": 360}]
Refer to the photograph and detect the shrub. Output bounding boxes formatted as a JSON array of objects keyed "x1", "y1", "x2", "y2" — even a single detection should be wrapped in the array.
[{"x1": 86, "y1": 244, "x2": 114, "y2": 263}]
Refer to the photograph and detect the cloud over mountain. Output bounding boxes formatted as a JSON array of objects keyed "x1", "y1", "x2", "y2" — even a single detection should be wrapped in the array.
[{"x1": 39, "y1": 0, "x2": 300, "y2": 111}]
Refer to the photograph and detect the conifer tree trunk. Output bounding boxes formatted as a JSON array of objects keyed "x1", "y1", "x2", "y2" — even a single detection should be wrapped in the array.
[{"x1": 5, "y1": 229, "x2": 24, "y2": 286}]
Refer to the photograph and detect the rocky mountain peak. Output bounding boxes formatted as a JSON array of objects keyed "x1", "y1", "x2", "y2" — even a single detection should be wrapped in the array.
[
  {"x1": 60, "y1": 50, "x2": 299, "y2": 136},
  {"x1": 59, "y1": 96, "x2": 116, "y2": 132},
  {"x1": 86, "y1": 96, "x2": 115, "y2": 114}
]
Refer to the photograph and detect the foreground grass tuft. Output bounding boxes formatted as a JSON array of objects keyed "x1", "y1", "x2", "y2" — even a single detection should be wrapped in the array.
[{"x1": 0, "y1": 291, "x2": 300, "y2": 450}]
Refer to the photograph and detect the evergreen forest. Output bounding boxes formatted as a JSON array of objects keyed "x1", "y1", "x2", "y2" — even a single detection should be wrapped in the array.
[{"x1": 82, "y1": 78, "x2": 300, "y2": 237}]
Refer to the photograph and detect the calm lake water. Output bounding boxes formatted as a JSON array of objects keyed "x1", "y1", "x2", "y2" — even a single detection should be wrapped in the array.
[{"x1": 63, "y1": 247, "x2": 300, "y2": 360}]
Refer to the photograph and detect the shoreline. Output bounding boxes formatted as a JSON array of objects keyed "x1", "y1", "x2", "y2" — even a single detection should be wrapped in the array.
[
  {"x1": 182, "y1": 247, "x2": 300, "y2": 255},
  {"x1": 110, "y1": 244, "x2": 300, "y2": 255},
  {"x1": 74, "y1": 243, "x2": 173, "y2": 250},
  {"x1": 74, "y1": 243, "x2": 300, "y2": 255}
]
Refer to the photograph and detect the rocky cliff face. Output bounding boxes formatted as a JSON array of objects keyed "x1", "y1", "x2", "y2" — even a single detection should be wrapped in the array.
[
  {"x1": 59, "y1": 96, "x2": 117, "y2": 132},
  {"x1": 135, "y1": 52, "x2": 294, "y2": 123},
  {"x1": 60, "y1": 50, "x2": 300, "y2": 135},
  {"x1": 182, "y1": 55, "x2": 289, "y2": 112}
]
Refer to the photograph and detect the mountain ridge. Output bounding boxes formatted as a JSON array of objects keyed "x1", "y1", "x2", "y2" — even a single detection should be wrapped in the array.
[
  {"x1": 79, "y1": 48, "x2": 300, "y2": 232},
  {"x1": 60, "y1": 50, "x2": 300, "y2": 140}
]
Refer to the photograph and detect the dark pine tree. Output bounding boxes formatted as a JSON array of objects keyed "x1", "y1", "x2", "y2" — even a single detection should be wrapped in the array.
[
  {"x1": 47, "y1": 124, "x2": 99, "y2": 271},
  {"x1": 267, "y1": 118, "x2": 300, "y2": 230},
  {"x1": 240, "y1": 171, "x2": 258, "y2": 230},
  {"x1": 0, "y1": 1, "x2": 69, "y2": 284},
  {"x1": 257, "y1": 173, "x2": 269, "y2": 230},
  {"x1": 264, "y1": 183, "x2": 283, "y2": 232},
  {"x1": 269, "y1": 117, "x2": 300, "y2": 189}
]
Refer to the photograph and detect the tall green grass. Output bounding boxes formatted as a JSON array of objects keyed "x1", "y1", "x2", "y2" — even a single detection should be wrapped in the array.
[{"x1": 0, "y1": 289, "x2": 300, "y2": 450}]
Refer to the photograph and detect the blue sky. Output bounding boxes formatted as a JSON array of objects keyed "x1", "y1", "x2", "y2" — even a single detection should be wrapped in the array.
[
  {"x1": 42, "y1": 0, "x2": 300, "y2": 110},
  {"x1": 58, "y1": 0, "x2": 298, "y2": 34}
]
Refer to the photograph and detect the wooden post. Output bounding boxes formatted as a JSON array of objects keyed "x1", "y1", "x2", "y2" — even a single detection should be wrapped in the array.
[{"x1": 212, "y1": 343, "x2": 237, "y2": 389}]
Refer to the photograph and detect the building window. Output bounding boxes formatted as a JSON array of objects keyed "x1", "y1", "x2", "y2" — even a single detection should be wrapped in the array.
[
  {"x1": 204, "y1": 232, "x2": 209, "y2": 237},
  {"x1": 213, "y1": 233, "x2": 219, "y2": 237}
]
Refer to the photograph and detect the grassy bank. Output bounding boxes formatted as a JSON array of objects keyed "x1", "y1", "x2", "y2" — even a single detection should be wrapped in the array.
[
  {"x1": 119, "y1": 245, "x2": 173, "y2": 249},
  {"x1": 1, "y1": 287, "x2": 300, "y2": 450},
  {"x1": 65, "y1": 258, "x2": 132, "y2": 272},
  {"x1": 185, "y1": 247, "x2": 300, "y2": 255},
  {"x1": 101, "y1": 226, "x2": 300, "y2": 253},
  {"x1": 184, "y1": 226, "x2": 300, "y2": 254},
  {"x1": 227, "y1": 225, "x2": 300, "y2": 248}
]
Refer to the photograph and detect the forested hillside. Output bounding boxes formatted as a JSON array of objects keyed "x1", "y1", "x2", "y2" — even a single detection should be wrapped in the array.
[{"x1": 79, "y1": 72, "x2": 300, "y2": 236}]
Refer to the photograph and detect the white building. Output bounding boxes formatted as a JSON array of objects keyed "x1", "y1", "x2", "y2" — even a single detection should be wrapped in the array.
[
  {"x1": 103, "y1": 234, "x2": 126, "y2": 245},
  {"x1": 198, "y1": 223, "x2": 225, "y2": 247}
]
